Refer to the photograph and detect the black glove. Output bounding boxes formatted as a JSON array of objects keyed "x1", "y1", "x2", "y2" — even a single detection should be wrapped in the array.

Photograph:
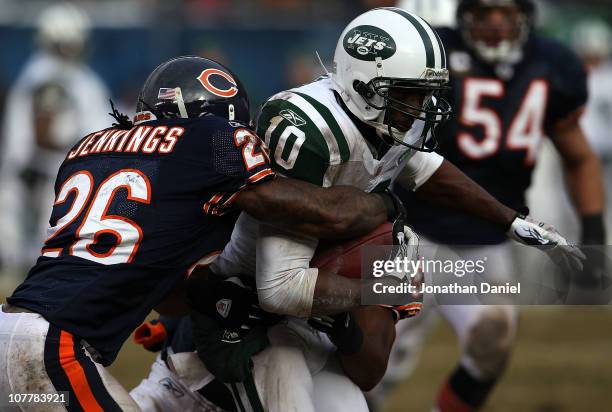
[
  {"x1": 308, "y1": 312, "x2": 363, "y2": 355},
  {"x1": 191, "y1": 310, "x2": 269, "y2": 383},
  {"x1": 188, "y1": 275, "x2": 260, "y2": 330},
  {"x1": 188, "y1": 276, "x2": 278, "y2": 382}
]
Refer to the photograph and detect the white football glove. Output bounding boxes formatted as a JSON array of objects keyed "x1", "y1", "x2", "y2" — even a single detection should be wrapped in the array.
[
  {"x1": 385, "y1": 222, "x2": 423, "y2": 318},
  {"x1": 507, "y1": 215, "x2": 585, "y2": 271},
  {"x1": 388, "y1": 222, "x2": 420, "y2": 280}
]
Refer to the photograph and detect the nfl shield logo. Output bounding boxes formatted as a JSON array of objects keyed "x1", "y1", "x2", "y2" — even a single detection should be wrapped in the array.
[{"x1": 216, "y1": 299, "x2": 232, "y2": 318}]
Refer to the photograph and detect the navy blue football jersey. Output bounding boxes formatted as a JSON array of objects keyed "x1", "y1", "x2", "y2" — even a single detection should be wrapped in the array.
[
  {"x1": 397, "y1": 28, "x2": 588, "y2": 244},
  {"x1": 8, "y1": 115, "x2": 274, "y2": 365}
]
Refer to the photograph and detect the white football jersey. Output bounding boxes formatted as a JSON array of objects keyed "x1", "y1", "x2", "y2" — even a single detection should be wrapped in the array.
[
  {"x1": 581, "y1": 61, "x2": 612, "y2": 158},
  {"x1": 212, "y1": 75, "x2": 443, "y2": 278},
  {"x1": 257, "y1": 75, "x2": 442, "y2": 192}
]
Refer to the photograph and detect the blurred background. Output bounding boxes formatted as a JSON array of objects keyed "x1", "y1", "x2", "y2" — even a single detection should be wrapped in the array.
[{"x1": 0, "y1": 1, "x2": 611, "y2": 411}]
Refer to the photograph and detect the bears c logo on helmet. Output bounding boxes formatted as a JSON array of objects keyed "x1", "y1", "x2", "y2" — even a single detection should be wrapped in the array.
[{"x1": 196, "y1": 68, "x2": 238, "y2": 98}]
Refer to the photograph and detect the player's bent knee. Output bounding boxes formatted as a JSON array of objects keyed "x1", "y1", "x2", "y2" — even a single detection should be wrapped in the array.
[{"x1": 464, "y1": 306, "x2": 516, "y2": 378}]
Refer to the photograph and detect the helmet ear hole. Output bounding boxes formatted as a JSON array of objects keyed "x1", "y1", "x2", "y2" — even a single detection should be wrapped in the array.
[{"x1": 353, "y1": 80, "x2": 375, "y2": 99}]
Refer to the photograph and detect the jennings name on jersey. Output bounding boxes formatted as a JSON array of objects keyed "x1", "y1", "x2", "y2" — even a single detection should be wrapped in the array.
[
  {"x1": 8, "y1": 115, "x2": 274, "y2": 365},
  {"x1": 397, "y1": 27, "x2": 588, "y2": 244}
]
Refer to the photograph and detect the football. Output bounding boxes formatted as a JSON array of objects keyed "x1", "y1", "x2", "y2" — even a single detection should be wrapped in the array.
[{"x1": 311, "y1": 221, "x2": 393, "y2": 278}]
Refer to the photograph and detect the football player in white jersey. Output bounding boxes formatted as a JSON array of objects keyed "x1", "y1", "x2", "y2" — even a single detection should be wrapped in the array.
[
  {"x1": 0, "y1": 3, "x2": 110, "y2": 269},
  {"x1": 132, "y1": 7, "x2": 584, "y2": 412},
  {"x1": 249, "y1": 7, "x2": 581, "y2": 318}
]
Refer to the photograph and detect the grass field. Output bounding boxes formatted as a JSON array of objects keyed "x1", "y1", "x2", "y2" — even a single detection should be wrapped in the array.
[
  {"x1": 383, "y1": 307, "x2": 612, "y2": 412},
  {"x1": 2, "y1": 275, "x2": 611, "y2": 411}
]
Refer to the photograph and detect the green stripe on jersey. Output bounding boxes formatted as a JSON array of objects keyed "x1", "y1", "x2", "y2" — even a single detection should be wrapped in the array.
[
  {"x1": 292, "y1": 91, "x2": 350, "y2": 163},
  {"x1": 257, "y1": 99, "x2": 330, "y2": 186}
]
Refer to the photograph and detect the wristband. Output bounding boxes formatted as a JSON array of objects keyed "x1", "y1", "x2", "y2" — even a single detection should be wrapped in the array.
[
  {"x1": 378, "y1": 189, "x2": 407, "y2": 221},
  {"x1": 378, "y1": 192, "x2": 397, "y2": 221},
  {"x1": 505, "y1": 206, "x2": 529, "y2": 232},
  {"x1": 581, "y1": 213, "x2": 605, "y2": 245}
]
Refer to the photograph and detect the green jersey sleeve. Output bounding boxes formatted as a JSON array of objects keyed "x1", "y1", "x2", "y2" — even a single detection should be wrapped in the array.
[{"x1": 256, "y1": 91, "x2": 349, "y2": 187}]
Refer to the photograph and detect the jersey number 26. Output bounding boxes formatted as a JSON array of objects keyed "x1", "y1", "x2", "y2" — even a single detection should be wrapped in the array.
[{"x1": 42, "y1": 169, "x2": 151, "y2": 265}]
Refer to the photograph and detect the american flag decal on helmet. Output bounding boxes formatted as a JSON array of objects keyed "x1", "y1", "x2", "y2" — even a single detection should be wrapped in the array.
[{"x1": 158, "y1": 88, "x2": 177, "y2": 100}]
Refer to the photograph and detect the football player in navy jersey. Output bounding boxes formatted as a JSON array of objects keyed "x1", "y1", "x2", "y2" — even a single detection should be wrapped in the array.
[
  {"x1": 382, "y1": 1, "x2": 606, "y2": 411},
  {"x1": 0, "y1": 56, "x2": 398, "y2": 412}
]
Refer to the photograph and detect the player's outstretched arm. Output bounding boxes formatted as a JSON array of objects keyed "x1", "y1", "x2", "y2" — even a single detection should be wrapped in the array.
[
  {"x1": 415, "y1": 159, "x2": 517, "y2": 229},
  {"x1": 551, "y1": 114, "x2": 605, "y2": 243},
  {"x1": 415, "y1": 159, "x2": 585, "y2": 270},
  {"x1": 235, "y1": 176, "x2": 394, "y2": 239}
]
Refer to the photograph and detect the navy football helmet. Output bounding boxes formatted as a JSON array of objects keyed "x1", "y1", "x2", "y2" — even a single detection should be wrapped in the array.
[
  {"x1": 135, "y1": 56, "x2": 250, "y2": 125},
  {"x1": 457, "y1": 0, "x2": 535, "y2": 64}
]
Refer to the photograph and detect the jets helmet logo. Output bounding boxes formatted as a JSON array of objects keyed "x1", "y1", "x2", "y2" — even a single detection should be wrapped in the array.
[
  {"x1": 197, "y1": 68, "x2": 238, "y2": 98},
  {"x1": 343, "y1": 25, "x2": 396, "y2": 61}
]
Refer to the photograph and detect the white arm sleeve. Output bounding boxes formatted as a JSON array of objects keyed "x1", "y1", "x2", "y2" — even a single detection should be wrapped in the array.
[
  {"x1": 256, "y1": 224, "x2": 319, "y2": 317},
  {"x1": 395, "y1": 150, "x2": 444, "y2": 191},
  {"x1": 210, "y1": 213, "x2": 260, "y2": 277}
]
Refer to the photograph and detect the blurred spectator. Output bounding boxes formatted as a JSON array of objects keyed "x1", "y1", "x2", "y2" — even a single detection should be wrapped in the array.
[
  {"x1": 261, "y1": 0, "x2": 306, "y2": 10},
  {"x1": 195, "y1": 44, "x2": 231, "y2": 67},
  {"x1": 284, "y1": 52, "x2": 323, "y2": 89},
  {"x1": 0, "y1": 2, "x2": 110, "y2": 270},
  {"x1": 573, "y1": 19, "x2": 612, "y2": 236},
  {"x1": 397, "y1": 0, "x2": 458, "y2": 27},
  {"x1": 572, "y1": 20, "x2": 612, "y2": 158}
]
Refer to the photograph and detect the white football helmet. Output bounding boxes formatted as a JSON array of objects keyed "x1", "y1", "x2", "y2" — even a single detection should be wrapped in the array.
[
  {"x1": 331, "y1": 7, "x2": 451, "y2": 151},
  {"x1": 37, "y1": 2, "x2": 91, "y2": 59}
]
